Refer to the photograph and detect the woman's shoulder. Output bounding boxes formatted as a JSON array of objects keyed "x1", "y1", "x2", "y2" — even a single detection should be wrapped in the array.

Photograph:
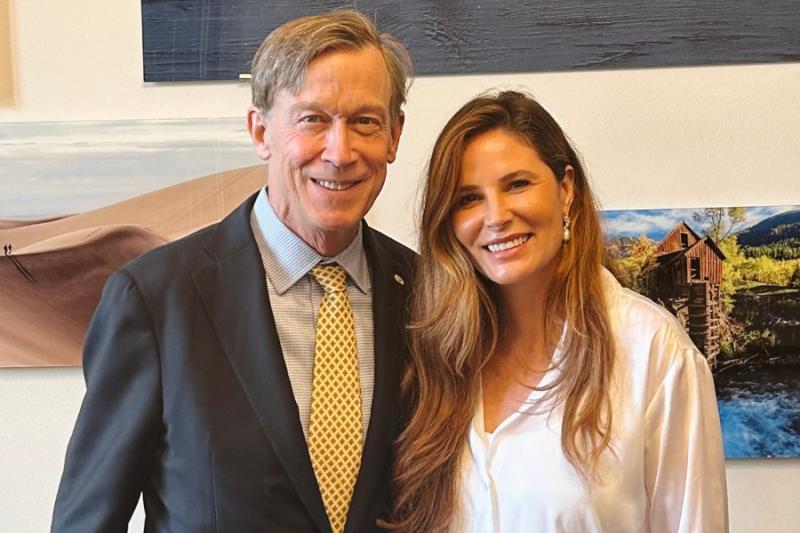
[
  {"x1": 600, "y1": 268, "x2": 707, "y2": 372},
  {"x1": 599, "y1": 270, "x2": 716, "y2": 417}
]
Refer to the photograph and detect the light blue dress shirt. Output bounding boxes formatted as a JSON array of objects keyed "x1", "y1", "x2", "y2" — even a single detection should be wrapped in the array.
[{"x1": 249, "y1": 187, "x2": 374, "y2": 441}]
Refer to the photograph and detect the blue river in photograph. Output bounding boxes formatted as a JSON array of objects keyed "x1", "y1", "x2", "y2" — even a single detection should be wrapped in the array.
[{"x1": 715, "y1": 365, "x2": 800, "y2": 458}]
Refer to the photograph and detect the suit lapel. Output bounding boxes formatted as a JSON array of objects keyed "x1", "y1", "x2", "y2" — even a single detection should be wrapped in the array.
[
  {"x1": 192, "y1": 195, "x2": 330, "y2": 533},
  {"x1": 346, "y1": 225, "x2": 410, "y2": 532}
]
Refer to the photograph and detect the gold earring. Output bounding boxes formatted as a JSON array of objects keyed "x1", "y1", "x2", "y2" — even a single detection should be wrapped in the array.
[{"x1": 563, "y1": 214, "x2": 571, "y2": 243}]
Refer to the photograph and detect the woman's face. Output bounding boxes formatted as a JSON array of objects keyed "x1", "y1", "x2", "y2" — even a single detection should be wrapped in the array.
[{"x1": 451, "y1": 128, "x2": 573, "y2": 289}]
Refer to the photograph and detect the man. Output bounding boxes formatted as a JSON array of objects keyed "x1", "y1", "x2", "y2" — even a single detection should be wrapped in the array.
[{"x1": 52, "y1": 10, "x2": 414, "y2": 532}]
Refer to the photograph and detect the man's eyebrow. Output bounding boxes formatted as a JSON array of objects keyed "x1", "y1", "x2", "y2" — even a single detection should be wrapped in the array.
[
  {"x1": 288, "y1": 102, "x2": 326, "y2": 115},
  {"x1": 287, "y1": 102, "x2": 389, "y2": 118},
  {"x1": 353, "y1": 104, "x2": 389, "y2": 117}
]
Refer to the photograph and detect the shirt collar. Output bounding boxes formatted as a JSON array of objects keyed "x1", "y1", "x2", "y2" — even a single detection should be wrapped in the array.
[{"x1": 251, "y1": 187, "x2": 370, "y2": 295}]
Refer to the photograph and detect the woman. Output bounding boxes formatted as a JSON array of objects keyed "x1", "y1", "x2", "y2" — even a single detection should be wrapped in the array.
[{"x1": 388, "y1": 91, "x2": 728, "y2": 532}]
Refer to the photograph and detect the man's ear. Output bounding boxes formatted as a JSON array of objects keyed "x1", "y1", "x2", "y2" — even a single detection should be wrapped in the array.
[
  {"x1": 387, "y1": 111, "x2": 405, "y2": 164},
  {"x1": 247, "y1": 106, "x2": 271, "y2": 161}
]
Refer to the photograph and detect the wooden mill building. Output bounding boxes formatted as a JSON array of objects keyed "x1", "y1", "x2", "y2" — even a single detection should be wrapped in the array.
[{"x1": 647, "y1": 222, "x2": 726, "y2": 363}]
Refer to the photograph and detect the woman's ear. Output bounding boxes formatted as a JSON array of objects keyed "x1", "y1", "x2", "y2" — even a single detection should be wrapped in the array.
[{"x1": 561, "y1": 164, "x2": 575, "y2": 214}]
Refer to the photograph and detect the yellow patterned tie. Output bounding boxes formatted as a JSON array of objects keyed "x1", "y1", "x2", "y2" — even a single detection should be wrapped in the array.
[{"x1": 308, "y1": 264, "x2": 362, "y2": 533}]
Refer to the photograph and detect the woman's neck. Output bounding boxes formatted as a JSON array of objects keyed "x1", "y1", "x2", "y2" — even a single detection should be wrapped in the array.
[
  {"x1": 494, "y1": 277, "x2": 552, "y2": 360},
  {"x1": 481, "y1": 288, "x2": 552, "y2": 433}
]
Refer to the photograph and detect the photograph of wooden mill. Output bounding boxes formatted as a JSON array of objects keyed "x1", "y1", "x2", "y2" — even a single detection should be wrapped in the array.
[{"x1": 603, "y1": 206, "x2": 800, "y2": 458}]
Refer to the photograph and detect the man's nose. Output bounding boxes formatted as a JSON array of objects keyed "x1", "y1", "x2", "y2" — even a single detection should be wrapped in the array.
[{"x1": 321, "y1": 121, "x2": 357, "y2": 167}]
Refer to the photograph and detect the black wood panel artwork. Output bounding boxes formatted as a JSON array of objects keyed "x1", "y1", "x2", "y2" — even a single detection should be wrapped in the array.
[{"x1": 142, "y1": 0, "x2": 800, "y2": 82}]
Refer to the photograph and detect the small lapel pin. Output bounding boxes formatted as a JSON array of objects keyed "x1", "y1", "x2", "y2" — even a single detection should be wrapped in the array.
[{"x1": 393, "y1": 274, "x2": 405, "y2": 285}]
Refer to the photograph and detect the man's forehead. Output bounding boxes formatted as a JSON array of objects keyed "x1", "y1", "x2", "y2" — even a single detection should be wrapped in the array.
[
  {"x1": 274, "y1": 46, "x2": 393, "y2": 115},
  {"x1": 307, "y1": 47, "x2": 390, "y2": 85},
  {"x1": 308, "y1": 44, "x2": 386, "y2": 71}
]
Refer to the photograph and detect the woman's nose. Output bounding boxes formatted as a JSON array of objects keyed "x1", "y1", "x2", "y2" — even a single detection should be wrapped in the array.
[{"x1": 484, "y1": 195, "x2": 511, "y2": 229}]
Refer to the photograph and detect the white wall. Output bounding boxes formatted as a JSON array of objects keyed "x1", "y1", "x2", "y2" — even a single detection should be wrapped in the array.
[{"x1": 1, "y1": 1, "x2": 799, "y2": 531}]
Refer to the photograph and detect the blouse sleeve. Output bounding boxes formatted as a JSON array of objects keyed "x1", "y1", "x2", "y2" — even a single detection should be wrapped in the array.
[{"x1": 643, "y1": 335, "x2": 729, "y2": 533}]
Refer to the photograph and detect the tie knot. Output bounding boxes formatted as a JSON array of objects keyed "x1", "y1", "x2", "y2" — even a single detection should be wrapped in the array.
[{"x1": 311, "y1": 264, "x2": 347, "y2": 293}]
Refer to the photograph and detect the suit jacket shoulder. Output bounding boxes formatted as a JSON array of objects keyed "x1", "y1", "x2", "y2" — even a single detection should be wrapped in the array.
[{"x1": 122, "y1": 194, "x2": 257, "y2": 292}]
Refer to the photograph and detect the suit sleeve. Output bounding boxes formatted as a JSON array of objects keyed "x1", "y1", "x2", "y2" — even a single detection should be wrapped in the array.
[
  {"x1": 644, "y1": 338, "x2": 729, "y2": 533},
  {"x1": 52, "y1": 269, "x2": 163, "y2": 532}
]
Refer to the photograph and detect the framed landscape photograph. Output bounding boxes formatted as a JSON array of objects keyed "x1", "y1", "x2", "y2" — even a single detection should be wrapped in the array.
[
  {"x1": 603, "y1": 206, "x2": 800, "y2": 458},
  {"x1": 0, "y1": 118, "x2": 264, "y2": 367}
]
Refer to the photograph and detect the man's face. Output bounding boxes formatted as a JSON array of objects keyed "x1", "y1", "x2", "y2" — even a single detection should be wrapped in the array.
[{"x1": 248, "y1": 46, "x2": 404, "y2": 255}]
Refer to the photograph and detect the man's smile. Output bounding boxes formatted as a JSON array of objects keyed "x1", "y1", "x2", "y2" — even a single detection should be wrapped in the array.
[{"x1": 311, "y1": 178, "x2": 359, "y2": 191}]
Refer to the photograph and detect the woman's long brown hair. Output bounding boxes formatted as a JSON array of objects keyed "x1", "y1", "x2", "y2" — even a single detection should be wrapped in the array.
[{"x1": 387, "y1": 91, "x2": 616, "y2": 532}]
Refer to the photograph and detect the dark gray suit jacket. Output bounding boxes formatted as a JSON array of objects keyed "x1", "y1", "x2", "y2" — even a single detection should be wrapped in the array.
[{"x1": 52, "y1": 194, "x2": 415, "y2": 532}]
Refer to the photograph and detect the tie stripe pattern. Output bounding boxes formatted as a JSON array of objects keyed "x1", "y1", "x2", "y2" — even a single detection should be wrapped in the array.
[{"x1": 308, "y1": 265, "x2": 363, "y2": 533}]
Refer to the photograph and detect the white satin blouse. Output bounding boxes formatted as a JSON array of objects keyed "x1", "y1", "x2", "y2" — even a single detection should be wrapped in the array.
[{"x1": 457, "y1": 270, "x2": 728, "y2": 533}]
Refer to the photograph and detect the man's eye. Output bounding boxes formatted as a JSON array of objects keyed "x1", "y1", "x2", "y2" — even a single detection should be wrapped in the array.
[
  {"x1": 355, "y1": 116, "x2": 381, "y2": 129},
  {"x1": 301, "y1": 115, "x2": 321, "y2": 123}
]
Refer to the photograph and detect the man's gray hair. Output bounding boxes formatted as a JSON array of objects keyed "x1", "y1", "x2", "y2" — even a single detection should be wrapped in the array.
[{"x1": 251, "y1": 9, "x2": 413, "y2": 122}]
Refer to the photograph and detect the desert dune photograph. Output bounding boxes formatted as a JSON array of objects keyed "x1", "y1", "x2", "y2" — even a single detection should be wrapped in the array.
[{"x1": 0, "y1": 118, "x2": 264, "y2": 366}]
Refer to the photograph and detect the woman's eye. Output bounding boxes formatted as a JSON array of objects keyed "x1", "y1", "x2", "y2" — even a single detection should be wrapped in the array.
[
  {"x1": 457, "y1": 193, "x2": 479, "y2": 207},
  {"x1": 509, "y1": 179, "x2": 530, "y2": 190}
]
